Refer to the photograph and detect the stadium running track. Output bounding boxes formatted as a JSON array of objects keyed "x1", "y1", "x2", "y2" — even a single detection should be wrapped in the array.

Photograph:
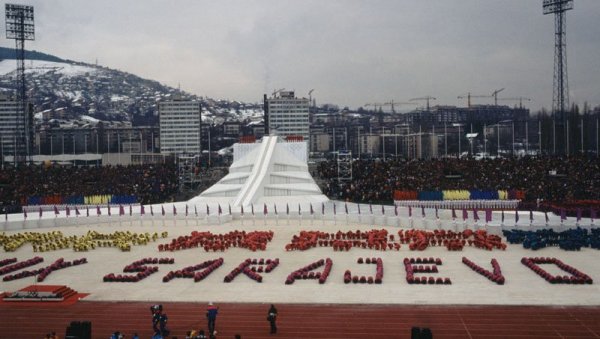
[{"x1": 2, "y1": 301, "x2": 600, "y2": 338}]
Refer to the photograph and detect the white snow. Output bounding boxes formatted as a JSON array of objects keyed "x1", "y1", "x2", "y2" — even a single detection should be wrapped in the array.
[
  {"x1": 0, "y1": 60, "x2": 97, "y2": 77},
  {"x1": 1, "y1": 217, "x2": 599, "y2": 305},
  {"x1": 80, "y1": 115, "x2": 100, "y2": 124}
]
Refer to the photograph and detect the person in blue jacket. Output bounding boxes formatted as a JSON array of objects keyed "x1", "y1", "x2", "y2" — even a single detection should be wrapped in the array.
[{"x1": 206, "y1": 302, "x2": 219, "y2": 336}]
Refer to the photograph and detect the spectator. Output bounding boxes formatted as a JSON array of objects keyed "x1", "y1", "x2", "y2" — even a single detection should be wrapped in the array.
[{"x1": 316, "y1": 156, "x2": 600, "y2": 205}]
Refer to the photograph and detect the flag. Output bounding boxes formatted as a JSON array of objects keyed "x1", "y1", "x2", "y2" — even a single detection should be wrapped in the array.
[
  {"x1": 545, "y1": 211, "x2": 549, "y2": 223},
  {"x1": 358, "y1": 204, "x2": 361, "y2": 215},
  {"x1": 263, "y1": 203, "x2": 267, "y2": 215},
  {"x1": 473, "y1": 209, "x2": 479, "y2": 221},
  {"x1": 240, "y1": 205, "x2": 244, "y2": 216},
  {"x1": 24, "y1": 209, "x2": 28, "y2": 219},
  {"x1": 207, "y1": 204, "x2": 210, "y2": 216},
  {"x1": 421, "y1": 206, "x2": 425, "y2": 218},
  {"x1": 485, "y1": 209, "x2": 492, "y2": 223},
  {"x1": 161, "y1": 205, "x2": 165, "y2": 216},
  {"x1": 195, "y1": 205, "x2": 198, "y2": 216},
  {"x1": 173, "y1": 205, "x2": 177, "y2": 216},
  {"x1": 560, "y1": 208, "x2": 566, "y2": 221},
  {"x1": 129, "y1": 205, "x2": 132, "y2": 216},
  {"x1": 334, "y1": 203, "x2": 337, "y2": 215},
  {"x1": 452, "y1": 208, "x2": 457, "y2": 219},
  {"x1": 501, "y1": 209, "x2": 505, "y2": 223},
  {"x1": 75, "y1": 206, "x2": 80, "y2": 216},
  {"x1": 218, "y1": 204, "x2": 222, "y2": 215},
  {"x1": 150, "y1": 205, "x2": 154, "y2": 216},
  {"x1": 345, "y1": 203, "x2": 348, "y2": 215},
  {"x1": 530, "y1": 210, "x2": 534, "y2": 222},
  {"x1": 66, "y1": 206, "x2": 70, "y2": 217},
  {"x1": 435, "y1": 207, "x2": 439, "y2": 219},
  {"x1": 322, "y1": 202, "x2": 325, "y2": 215},
  {"x1": 251, "y1": 204, "x2": 254, "y2": 215},
  {"x1": 141, "y1": 205, "x2": 145, "y2": 216},
  {"x1": 394, "y1": 204, "x2": 398, "y2": 216},
  {"x1": 462, "y1": 208, "x2": 468, "y2": 221},
  {"x1": 369, "y1": 204, "x2": 373, "y2": 214},
  {"x1": 576, "y1": 208, "x2": 582, "y2": 222},
  {"x1": 274, "y1": 204, "x2": 278, "y2": 215},
  {"x1": 515, "y1": 209, "x2": 519, "y2": 223},
  {"x1": 119, "y1": 205, "x2": 125, "y2": 216},
  {"x1": 54, "y1": 205, "x2": 59, "y2": 215},
  {"x1": 310, "y1": 203, "x2": 314, "y2": 215},
  {"x1": 38, "y1": 206, "x2": 42, "y2": 217},
  {"x1": 86, "y1": 206, "x2": 89, "y2": 217},
  {"x1": 108, "y1": 204, "x2": 111, "y2": 216},
  {"x1": 228, "y1": 204, "x2": 232, "y2": 215},
  {"x1": 298, "y1": 204, "x2": 301, "y2": 215},
  {"x1": 286, "y1": 203, "x2": 289, "y2": 215},
  {"x1": 185, "y1": 205, "x2": 188, "y2": 217},
  {"x1": 382, "y1": 204, "x2": 385, "y2": 215},
  {"x1": 97, "y1": 205, "x2": 101, "y2": 216},
  {"x1": 409, "y1": 206, "x2": 413, "y2": 218}
]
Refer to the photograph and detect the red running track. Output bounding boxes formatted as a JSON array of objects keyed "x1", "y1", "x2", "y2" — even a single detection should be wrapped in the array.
[{"x1": 2, "y1": 302, "x2": 600, "y2": 338}]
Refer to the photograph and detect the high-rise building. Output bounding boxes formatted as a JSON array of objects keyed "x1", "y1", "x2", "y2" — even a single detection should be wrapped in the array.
[
  {"x1": 265, "y1": 91, "x2": 309, "y2": 141},
  {"x1": 159, "y1": 97, "x2": 201, "y2": 155},
  {"x1": 0, "y1": 93, "x2": 24, "y2": 160}
]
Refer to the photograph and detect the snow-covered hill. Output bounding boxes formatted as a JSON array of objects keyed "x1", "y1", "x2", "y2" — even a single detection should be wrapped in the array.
[{"x1": 0, "y1": 56, "x2": 263, "y2": 127}]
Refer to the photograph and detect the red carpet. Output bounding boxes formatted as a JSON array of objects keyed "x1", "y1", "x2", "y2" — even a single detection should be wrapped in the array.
[{"x1": 1, "y1": 302, "x2": 600, "y2": 338}]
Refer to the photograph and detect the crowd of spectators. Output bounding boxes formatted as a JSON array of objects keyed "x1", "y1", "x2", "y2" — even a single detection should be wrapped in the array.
[
  {"x1": 317, "y1": 156, "x2": 600, "y2": 205},
  {"x1": 0, "y1": 163, "x2": 179, "y2": 211}
]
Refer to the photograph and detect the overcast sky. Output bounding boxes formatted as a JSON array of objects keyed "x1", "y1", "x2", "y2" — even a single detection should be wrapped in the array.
[{"x1": 7, "y1": 0, "x2": 600, "y2": 111}]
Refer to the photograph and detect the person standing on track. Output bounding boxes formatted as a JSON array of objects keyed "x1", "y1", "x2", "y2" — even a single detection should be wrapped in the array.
[
  {"x1": 267, "y1": 304, "x2": 278, "y2": 334},
  {"x1": 206, "y1": 301, "x2": 219, "y2": 336}
]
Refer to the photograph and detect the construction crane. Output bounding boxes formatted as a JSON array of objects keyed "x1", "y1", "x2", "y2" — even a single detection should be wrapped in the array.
[
  {"x1": 383, "y1": 100, "x2": 417, "y2": 113},
  {"x1": 497, "y1": 97, "x2": 532, "y2": 109},
  {"x1": 457, "y1": 92, "x2": 491, "y2": 108},
  {"x1": 409, "y1": 96, "x2": 436, "y2": 111},
  {"x1": 272, "y1": 88, "x2": 285, "y2": 97},
  {"x1": 491, "y1": 88, "x2": 505, "y2": 106}
]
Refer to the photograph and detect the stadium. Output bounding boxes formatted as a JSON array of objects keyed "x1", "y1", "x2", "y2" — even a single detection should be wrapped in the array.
[{"x1": 1, "y1": 135, "x2": 600, "y2": 338}]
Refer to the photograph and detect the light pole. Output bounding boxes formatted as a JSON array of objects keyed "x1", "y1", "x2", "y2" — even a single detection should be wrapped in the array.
[
  {"x1": 452, "y1": 123, "x2": 463, "y2": 157},
  {"x1": 444, "y1": 122, "x2": 447, "y2": 157},
  {"x1": 483, "y1": 124, "x2": 487, "y2": 157},
  {"x1": 381, "y1": 127, "x2": 386, "y2": 160},
  {"x1": 467, "y1": 133, "x2": 478, "y2": 156}
]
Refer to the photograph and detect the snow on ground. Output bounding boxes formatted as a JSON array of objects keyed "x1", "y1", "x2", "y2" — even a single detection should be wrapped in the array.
[
  {"x1": 0, "y1": 60, "x2": 96, "y2": 77},
  {"x1": 1, "y1": 218, "x2": 599, "y2": 306}
]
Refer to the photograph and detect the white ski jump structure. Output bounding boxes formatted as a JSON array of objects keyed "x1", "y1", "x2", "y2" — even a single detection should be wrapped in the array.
[{"x1": 189, "y1": 135, "x2": 328, "y2": 208}]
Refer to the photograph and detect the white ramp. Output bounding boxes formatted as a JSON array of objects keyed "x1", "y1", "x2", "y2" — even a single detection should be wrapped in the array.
[{"x1": 189, "y1": 136, "x2": 328, "y2": 208}]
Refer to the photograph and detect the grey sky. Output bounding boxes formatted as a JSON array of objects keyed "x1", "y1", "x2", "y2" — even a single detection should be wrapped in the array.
[{"x1": 9, "y1": 0, "x2": 600, "y2": 111}]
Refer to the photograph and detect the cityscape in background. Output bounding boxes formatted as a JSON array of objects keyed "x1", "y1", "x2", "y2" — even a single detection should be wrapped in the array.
[{"x1": 0, "y1": 1, "x2": 598, "y2": 189}]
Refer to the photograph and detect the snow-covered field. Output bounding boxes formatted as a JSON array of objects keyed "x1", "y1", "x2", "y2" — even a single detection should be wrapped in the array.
[{"x1": 1, "y1": 218, "x2": 599, "y2": 306}]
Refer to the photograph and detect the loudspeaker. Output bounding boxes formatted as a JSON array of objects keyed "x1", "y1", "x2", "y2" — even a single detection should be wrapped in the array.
[
  {"x1": 421, "y1": 327, "x2": 433, "y2": 339},
  {"x1": 411, "y1": 326, "x2": 422, "y2": 339},
  {"x1": 65, "y1": 320, "x2": 92, "y2": 339}
]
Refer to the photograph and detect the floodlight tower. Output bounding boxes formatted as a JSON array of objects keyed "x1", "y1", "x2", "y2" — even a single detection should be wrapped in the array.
[
  {"x1": 5, "y1": 3, "x2": 35, "y2": 162},
  {"x1": 543, "y1": 0, "x2": 573, "y2": 154}
]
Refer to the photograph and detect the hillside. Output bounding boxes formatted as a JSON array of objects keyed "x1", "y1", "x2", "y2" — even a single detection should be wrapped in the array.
[{"x1": 0, "y1": 48, "x2": 263, "y2": 127}]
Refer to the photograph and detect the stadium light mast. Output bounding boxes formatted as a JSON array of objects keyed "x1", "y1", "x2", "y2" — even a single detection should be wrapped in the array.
[
  {"x1": 5, "y1": 3, "x2": 35, "y2": 162},
  {"x1": 543, "y1": 0, "x2": 573, "y2": 155}
]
